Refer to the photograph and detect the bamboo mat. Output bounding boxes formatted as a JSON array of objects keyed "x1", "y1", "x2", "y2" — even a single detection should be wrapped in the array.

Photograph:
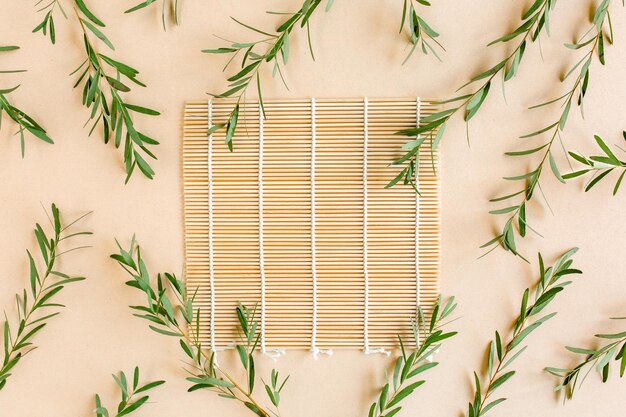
[{"x1": 182, "y1": 98, "x2": 440, "y2": 353}]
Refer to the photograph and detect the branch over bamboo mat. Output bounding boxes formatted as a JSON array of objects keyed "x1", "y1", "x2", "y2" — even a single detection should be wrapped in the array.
[
  {"x1": 399, "y1": 0, "x2": 444, "y2": 63},
  {"x1": 0, "y1": 45, "x2": 53, "y2": 155},
  {"x1": 368, "y1": 296, "x2": 457, "y2": 417},
  {"x1": 465, "y1": 249, "x2": 581, "y2": 417},
  {"x1": 33, "y1": 0, "x2": 160, "y2": 182},
  {"x1": 203, "y1": 0, "x2": 334, "y2": 150},
  {"x1": 391, "y1": 0, "x2": 556, "y2": 190},
  {"x1": 486, "y1": 0, "x2": 620, "y2": 259},
  {"x1": 93, "y1": 367, "x2": 165, "y2": 417},
  {"x1": 546, "y1": 317, "x2": 626, "y2": 399},
  {"x1": 0, "y1": 204, "x2": 91, "y2": 391},
  {"x1": 564, "y1": 131, "x2": 626, "y2": 194},
  {"x1": 112, "y1": 237, "x2": 288, "y2": 417}
]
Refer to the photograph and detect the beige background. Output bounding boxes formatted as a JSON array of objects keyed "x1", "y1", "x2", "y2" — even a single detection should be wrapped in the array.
[{"x1": 1, "y1": 0, "x2": 625, "y2": 415}]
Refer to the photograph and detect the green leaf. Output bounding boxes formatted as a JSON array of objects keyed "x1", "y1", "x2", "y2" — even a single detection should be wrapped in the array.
[
  {"x1": 465, "y1": 82, "x2": 491, "y2": 121},
  {"x1": 489, "y1": 205, "x2": 519, "y2": 215},
  {"x1": 202, "y1": 47, "x2": 237, "y2": 54},
  {"x1": 432, "y1": 122, "x2": 446, "y2": 151},
  {"x1": 490, "y1": 370, "x2": 515, "y2": 392},
  {"x1": 106, "y1": 76, "x2": 130, "y2": 92},
  {"x1": 518, "y1": 202, "x2": 526, "y2": 237},
  {"x1": 596, "y1": 331, "x2": 626, "y2": 339},
  {"x1": 565, "y1": 346, "x2": 598, "y2": 355},
  {"x1": 225, "y1": 104, "x2": 239, "y2": 151},
  {"x1": 549, "y1": 152, "x2": 565, "y2": 183},
  {"x1": 505, "y1": 143, "x2": 548, "y2": 156},
  {"x1": 501, "y1": 345, "x2": 528, "y2": 370},
  {"x1": 135, "y1": 379, "x2": 165, "y2": 394},
  {"x1": 481, "y1": 397, "x2": 507, "y2": 415},
  {"x1": 407, "y1": 361, "x2": 438, "y2": 379},
  {"x1": 562, "y1": 169, "x2": 591, "y2": 180},
  {"x1": 125, "y1": 1, "x2": 157, "y2": 14},
  {"x1": 124, "y1": 104, "x2": 160, "y2": 116},
  {"x1": 594, "y1": 135, "x2": 619, "y2": 161},
  {"x1": 27, "y1": 251, "x2": 39, "y2": 297},
  {"x1": 236, "y1": 345, "x2": 248, "y2": 368},
  {"x1": 117, "y1": 396, "x2": 149, "y2": 416},
  {"x1": 76, "y1": 0, "x2": 106, "y2": 27},
  {"x1": 523, "y1": 0, "x2": 544, "y2": 20},
  {"x1": 510, "y1": 312, "x2": 557, "y2": 349},
  {"x1": 520, "y1": 122, "x2": 559, "y2": 139},
  {"x1": 148, "y1": 325, "x2": 180, "y2": 337},
  {"x1": 187, "y1": 376, "x2": 234, "y2": 388},
  {"x1": 25, "y1": 127, "x2": 53, "y2": 144},
  {"x1": 585, "y1": 169, "x2": 613, "y2": 192},
  {"x1": 244, "y1": 401, "x2": 266, "y2": 417},
  {"x1": 0, "y1": 85, "x2": 20, "y2": 94},
  {"x1": 386, "y1": 380, "x2": 425, "y2": 408},
  {"x1": 228, "y1": 61, "x2": 260, "y2": 82},
  {"x1": 613, "y1": 170, "x2": 625, "y2": 195},
  {"x1": 81, "y1": 19, "x2": 114, "y2": 50}
]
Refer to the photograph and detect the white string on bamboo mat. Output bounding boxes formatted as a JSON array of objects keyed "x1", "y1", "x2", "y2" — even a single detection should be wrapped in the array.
[
  {"x1": 257, "y1": 104, "x2": 285, "y2": 360},
  {"x1": 207, "y1": 100, "x2": 219, "y2": 364},
  {"x1": 258, "y1": 103, "x2": 268, "y2": 355},
  {"x1": 415, "y1": 97, "x2": 422, "y2": 312},
  {"x1": 310, "y1": 97, "x2": 332, "y2": 359},
  {"x1": 363, "y1": 98, "x2": 389, "y2": 356}
]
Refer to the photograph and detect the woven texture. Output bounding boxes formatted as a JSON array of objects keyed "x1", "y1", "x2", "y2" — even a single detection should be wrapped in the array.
[{"x1": 183, "y1": 98, "x2": 441, "y2": 351}]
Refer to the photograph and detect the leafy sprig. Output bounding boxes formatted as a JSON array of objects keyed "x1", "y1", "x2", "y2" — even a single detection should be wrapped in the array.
[
  {"x1": 564, "y1": 131, "x2": 626, "y2": 194},
  {"x1": 390, "y1": 0, "x2": 556, "y2": 190},
  {"x1": 203, "y1": 0, "x2": 333, "y2": 151},
  {"x1": 466, "y1": 249, "x2": 581, "y2": 417},
  {"x1": 94, "y1": 367, "x2": 165, "y2": 417},
  {"x1": 34, "y1": 0, "x2": 160, "y2": 182},
  {"x1": 33, "y1": 0, "x2": 67, "y2": 44},
  {"x1": 0, "y1": 203, "x2": 90, "y2": 391},
  {"x1": 111, "y1": 237, "x2": 286, "y2": 417},
  {"x1": 0, "y1": 45, "x2": 53, "y2": 155},
  {"x1": 233, "y1": 304, "x2": 289, "y2": 417},
  {"x1": 485, "y1": 0, "x2": 617, "y2": 258},
  {"x1": 368, "y1": 296, "x2": 457, "y2": 417},
  {"x1": 546, "y1": 318, "x2": 626, "y2": 399},
  {"x1": 125, "y1": 0, "x2": 180, "y2": 31},
  {"x1": 399, "y1": 0, "x2": 444, "y2": 63}
]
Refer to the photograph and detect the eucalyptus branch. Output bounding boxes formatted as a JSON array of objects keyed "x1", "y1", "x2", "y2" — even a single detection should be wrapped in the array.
[
  {"x1": 93, "y1": 366, "x2": 165, "y2": 417},
  {"x1": 125, "y1": 0, "x2": 180, "y2": 31},
  {"x1": 389, "y1": 0, "x2": 556, "y2": 191},
  {"x1": 111, "y1": 237, "x2": 286, "y2": 417},
  {"x1": 368, "y1": 296, "x2": 457, "y2": 417},
  {"x1": 0, "y1": 203, "x2": 91, "y2": 391},
  {"x1": 466, "y1": 249, "x2": 581, "y2": 417},
  {"x1": 0, "y1": 45, "x2": 53, "y2": 155},
  {"x1": 546, "y1": 318, "x2": 626, "y2": 399},
  {"x1": 34, "y1": 0, "x2": 160, "y2": 182},
  {"x1": 203, "y1": 0, "x2": 334, "y2": 151},
  {"x1": 485, "y1": 0, "x2": 617, "y2": 259},
  {"x1": 563, "y1": 131, "x2": 626, "y2": 194},
  {"x1": 399, "y1": 0, "x2": 444, "y2": 63}
]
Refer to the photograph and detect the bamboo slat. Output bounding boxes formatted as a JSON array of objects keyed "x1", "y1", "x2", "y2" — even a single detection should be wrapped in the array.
[{"x1": 183, "y1": 98, "x2": 441, "y2": 351}]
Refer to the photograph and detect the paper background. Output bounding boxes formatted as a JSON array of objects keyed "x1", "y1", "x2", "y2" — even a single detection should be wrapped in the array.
[{"x1": 0, "y1": 1, "x2": 625, "y2": 415}]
